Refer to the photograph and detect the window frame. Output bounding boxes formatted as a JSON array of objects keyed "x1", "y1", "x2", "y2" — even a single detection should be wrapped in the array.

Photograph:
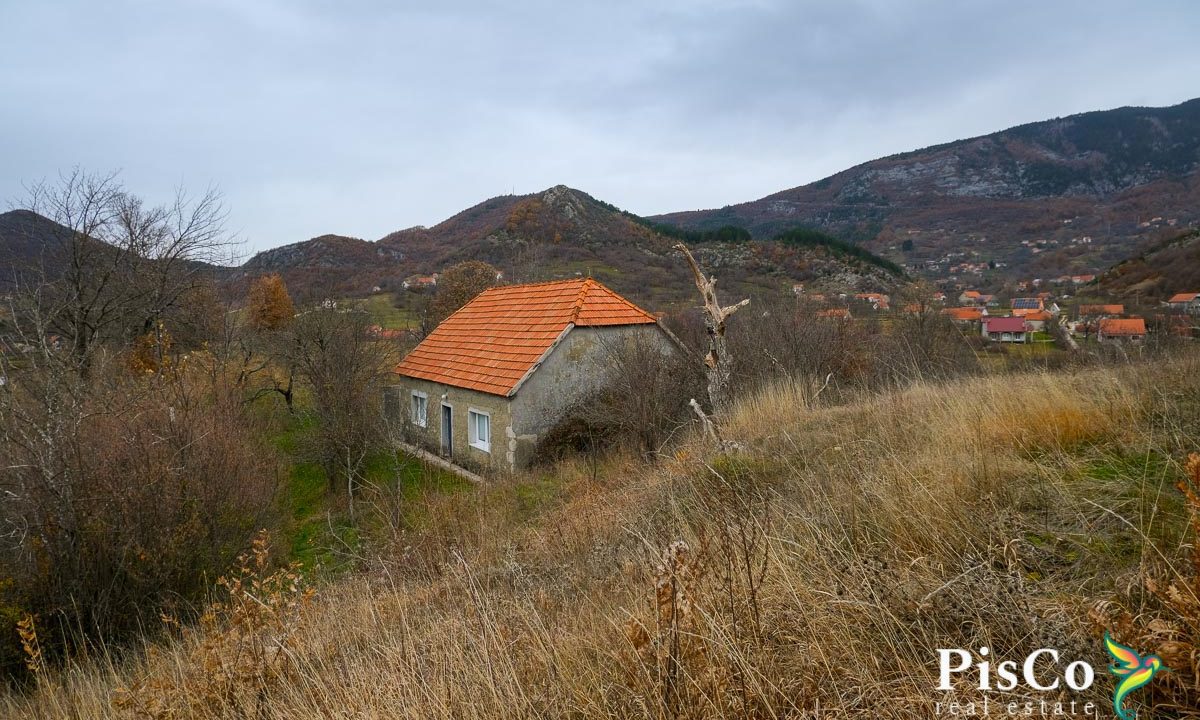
[
  {"x1": 410, "y1": 391, "x2": 428, "y2": 428},
  {"x1": 467, "y1": 408, "x2": 491, "y2": 453}
]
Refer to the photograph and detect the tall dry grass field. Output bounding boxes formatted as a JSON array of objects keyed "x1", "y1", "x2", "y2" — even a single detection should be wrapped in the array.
[{"x1": 5, "y1": 356, "x2": 1200, "y2": 719}]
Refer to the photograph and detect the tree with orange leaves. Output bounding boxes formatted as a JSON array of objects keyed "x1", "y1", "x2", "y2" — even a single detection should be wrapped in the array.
[{"x1": 246, "y1": 274, "x2": 295, "y2": 331}]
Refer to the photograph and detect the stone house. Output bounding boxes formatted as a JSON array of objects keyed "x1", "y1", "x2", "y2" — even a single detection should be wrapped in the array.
[{"x1": 388, "y1": 278, "x2": 678, "y2": 471}]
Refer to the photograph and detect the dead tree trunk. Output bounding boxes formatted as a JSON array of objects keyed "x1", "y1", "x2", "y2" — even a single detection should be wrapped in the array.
[{"x1": 675, "y1": 243, "x2": 749, "y2": 415}]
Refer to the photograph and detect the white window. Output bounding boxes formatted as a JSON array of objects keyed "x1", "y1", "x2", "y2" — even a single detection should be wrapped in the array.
[
  {"x1": 468, "y1": 409, "x2": 491, "y2": 453},
  {"x1": 410, "y1": 391, "x2": 428, "y2": 428}
]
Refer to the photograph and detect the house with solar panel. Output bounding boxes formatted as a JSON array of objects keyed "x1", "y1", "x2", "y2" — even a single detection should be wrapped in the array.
[{"x1": 389, "y1": 278, "x2": 679, "y2": 471}]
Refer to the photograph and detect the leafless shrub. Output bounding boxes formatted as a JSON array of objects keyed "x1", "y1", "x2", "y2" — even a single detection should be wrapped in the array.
[
  {"x1": 535, "y1": 331, "x2": 703, "y2": 463},
  {"x1": 0, "y1": 350, "x2": 281, "y2": 678}
]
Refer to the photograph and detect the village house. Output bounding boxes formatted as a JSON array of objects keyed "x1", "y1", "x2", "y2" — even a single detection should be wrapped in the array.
[
  {"x1": 1021, "y1": 310, "x2": 1052, "y2": 331},
  {"x1": 816, "y1": 307, "x2": 852, "y2": 320},
  {"x1": 943, "y1": 306, "x2": 986, "y2": 324},
  {"x1": 1097, "y1": 318, "x2": 1147, "y2": 343},
  {"x1": 982, "y1": 316, "x2": 1028, "y2": 343},
  {"x1": 1167, "y1": 292, "x2": 1200, "y2": 313},
  {"x1": 853, "y1": 292, "x2": 890, "y2": 310},
  {"x1": 1078, "y1": 304, "x2": 1124, "y2": 318},
  {"x1": 388, "y1": 278, "x2": 678, "y2": 471},
  {"x1": 958, "y1": 290, "x2": 983, "y2": 305},
  {"x1": 402, "y1": 273, "x2": 439, "y2": 290}
]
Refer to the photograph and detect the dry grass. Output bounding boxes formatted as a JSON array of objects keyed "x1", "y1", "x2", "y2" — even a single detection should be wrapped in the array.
[{"x1": 4, "y1": 355, "x2": 1200, "y2": 719}]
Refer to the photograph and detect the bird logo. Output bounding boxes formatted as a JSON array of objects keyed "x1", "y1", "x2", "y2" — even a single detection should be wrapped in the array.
[{"x1": 1105, "y1": 632, "x2": 1164, "y2": 720}]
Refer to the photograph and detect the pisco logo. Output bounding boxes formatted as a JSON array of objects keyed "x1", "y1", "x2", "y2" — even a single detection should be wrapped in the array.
[
  {"x1": 1104, "y1": 632, "x2": 1163, "y2": 720},
  {"x1": 933, "y1": 636, "x2": 1166, "y2": 718}
]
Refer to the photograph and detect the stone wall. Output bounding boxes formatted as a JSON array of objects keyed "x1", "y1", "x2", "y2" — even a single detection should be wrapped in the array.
[{"x1": 384, "y1": 377, "x2": 514, "y2": 472}]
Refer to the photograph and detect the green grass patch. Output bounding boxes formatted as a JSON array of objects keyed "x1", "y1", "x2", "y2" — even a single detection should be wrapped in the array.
[
  {"x1": 508, "y1": 475, "x2": 567, "y2": 523},
  {"x1": 1070, "y1": 449, "x2": 1191, "y2": 560},
  {"x1": 355, "y1": 293, "x2": 419, "y2": 330},
  {"x1": 272, "y1": 412, "x2": 470, "y2": 570}
]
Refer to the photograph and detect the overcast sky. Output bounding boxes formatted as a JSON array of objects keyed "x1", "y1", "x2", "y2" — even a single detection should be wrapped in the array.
[{"x1": 1, "y1": 1, "x2": 1198, "y2": 256}]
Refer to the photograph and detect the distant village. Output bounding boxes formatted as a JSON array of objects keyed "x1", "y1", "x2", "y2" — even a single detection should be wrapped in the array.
[{"x1": 793, "y1": 282, "x2": 1200, "y2": 345}]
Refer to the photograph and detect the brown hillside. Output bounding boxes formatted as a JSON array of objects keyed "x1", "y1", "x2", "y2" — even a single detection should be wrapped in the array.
[
  {"x1": 245, "y1": 186, "x2": 904, "y2": 308},
  {"x1": 1096, "y1": 228, "x2": 1200, "y2": 300}
]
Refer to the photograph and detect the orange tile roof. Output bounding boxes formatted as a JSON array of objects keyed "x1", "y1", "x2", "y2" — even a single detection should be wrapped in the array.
[
  {"x1": 1099, "y1": 318, "x2": 1146, "y2": 336},
  {"x1": 1079, "y1": 304, "x2": 1124, "y2": 315},
  {"x1": 943, "y1": 306, "x2": 984, "y2": 321},
  {"x1": 394, "y1": 278, "x2": 657, "y2": 396},
  {"x1": 1168, "y1": 292, "x2": 1199, "y2": 303}
]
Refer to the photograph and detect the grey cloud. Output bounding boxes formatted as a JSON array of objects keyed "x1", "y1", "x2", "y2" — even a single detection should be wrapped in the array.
[{"x1": 1, "y1": 0, "x2": 1197, "y2": 253}]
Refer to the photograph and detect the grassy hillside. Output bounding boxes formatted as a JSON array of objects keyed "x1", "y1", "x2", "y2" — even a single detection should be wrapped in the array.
[{"x1": 5, "y1": 356, "x2": 1200, "y2": 719}]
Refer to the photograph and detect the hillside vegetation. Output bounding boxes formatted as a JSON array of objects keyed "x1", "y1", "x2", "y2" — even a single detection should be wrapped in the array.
[
  {"x1": 235, "y1": 186, "x2": 904, "y2": 308},
  {"x1": 1096, "y1": 228, "x2": 1200, "y2": 300},
  {"x1": 6, "y1": 355, "x2": 1199, "y2": 719}
]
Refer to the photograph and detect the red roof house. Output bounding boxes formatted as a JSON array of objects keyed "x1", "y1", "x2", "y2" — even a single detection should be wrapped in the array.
[
  {"x1": 816, "y1": 307, "x2": 852, "y2": 320},
  {"x1": 983, "y1": 316, "x2": 1029, "y2": 343},
  {"x1": 1079, "y1": 304, "x2": 1125, "y2": 317},
  {"x1": 944, "y1": 306, "x2": 985, "y2": 323},
  {"x1": 1021, "y1": 310, "x2": 1052, "y2": 329},
  {"x1": 1168, "y1": 292, "x2": 1200, "y2": 312},
  {"x1": 1098, "y1": 318, "x2": 1147, "y2": 342},
  {"x1": 391, "y1": 278, "x2": 676, "y2": 469}
]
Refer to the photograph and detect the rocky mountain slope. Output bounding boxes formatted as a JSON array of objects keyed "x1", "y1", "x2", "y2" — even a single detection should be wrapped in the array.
[{"x1": 654, "y1": 98, "x2": 1200, "y2": 281}]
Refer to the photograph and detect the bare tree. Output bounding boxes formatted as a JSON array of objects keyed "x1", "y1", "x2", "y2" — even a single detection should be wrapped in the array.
[
  {"x1": 288, "y1": 306, "x2": 397, "y2": 510},
  {"x1": 16, "y1": 168, "x2": 234, "y2": 375},
  {"x1": 674, "y1": 243, "x2": 749, "y2": 415}
]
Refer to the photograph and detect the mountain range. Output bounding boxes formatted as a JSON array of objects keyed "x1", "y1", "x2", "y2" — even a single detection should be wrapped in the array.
[
  {"x1": 656, "y1": 98, "x2": 1200, "y2": 283},
  {"x1": 4, "y1": 98, "x2": 1200, "y2": 307}
]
